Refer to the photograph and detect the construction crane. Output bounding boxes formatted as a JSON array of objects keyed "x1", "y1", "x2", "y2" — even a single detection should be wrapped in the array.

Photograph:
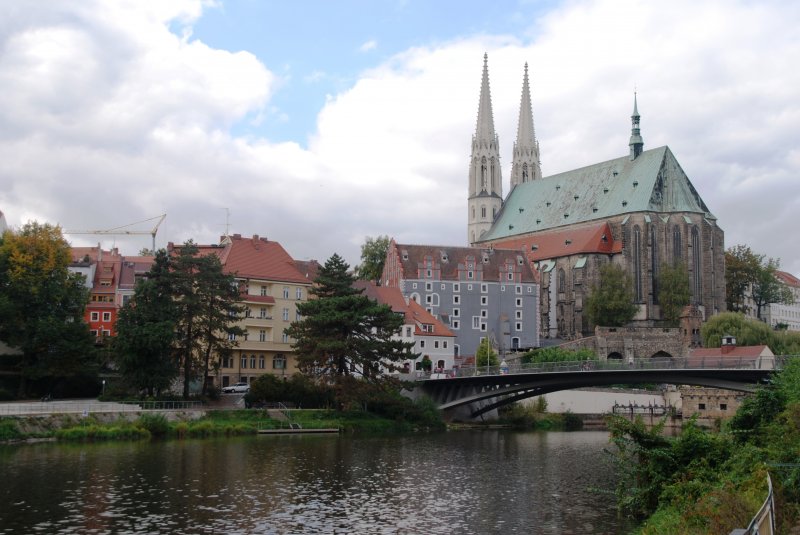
[{"x1": 65, "y1": 214, "x2": 167, "y2": 252}]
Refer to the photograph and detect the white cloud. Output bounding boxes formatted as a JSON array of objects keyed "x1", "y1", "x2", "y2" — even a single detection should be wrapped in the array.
[
  {"x1": 1, "y1": 0, "x2": 799, "y2": 279},
  {"x1": 359, "y1": 40, "x2": 377, "y2": 53}
]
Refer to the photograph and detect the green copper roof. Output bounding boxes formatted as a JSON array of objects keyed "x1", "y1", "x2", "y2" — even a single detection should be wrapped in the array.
[{"x1": 479, "y1": 146, "x2": 715, "y2": 242}]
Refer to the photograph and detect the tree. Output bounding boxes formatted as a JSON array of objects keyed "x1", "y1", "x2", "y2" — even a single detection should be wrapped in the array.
[
  {"x1": 725, "y1": 245, "x2": 793, "y2": 319},
  {"x1": 585, "y1": 263, "x2": 638, "y2": 327},
  {"x1": 113, "y1": 250, "x2": 178, "y2": 396},
  {"x1": 657, "y1": 261, "x2": 690, "y2": 326},
  {"x1": 0, "y1": 222, "x2": 97, "y2": 397},
  {"x1": 169, "y1": 242, "x2": 243, "y2": 398},
  {"x1": 354, "y1": 235, "x2": 391, "y2": 285},
  {"x1": 475, "y1": 337, "x2": 499, "y2": 368},
  {"x1": 286, "y1": 253, "x2": 415, "y2": 386},
  {"x1": 700, "y1": 311, "x2": 800, "y2": 354}
]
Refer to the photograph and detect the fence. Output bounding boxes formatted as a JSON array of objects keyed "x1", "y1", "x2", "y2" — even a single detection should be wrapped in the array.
[
  {"x1": 729, "y1": 474, "x2": 775, "y2": 535},
  {"x1": 0, "y1": 400, "x2": 203, "y2": 416}
]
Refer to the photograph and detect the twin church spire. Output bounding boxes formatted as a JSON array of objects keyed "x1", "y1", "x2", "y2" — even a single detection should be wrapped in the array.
[{"x1": 468, "y1": 54, "x2": 541, "y2": 245}]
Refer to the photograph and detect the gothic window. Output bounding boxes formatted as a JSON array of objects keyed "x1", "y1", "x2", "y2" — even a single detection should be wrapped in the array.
[
  {"x1": 471, "y1": 206, "x2": 475, "y2": 220},
  {"x1": 481, "y1": 205, "x2": 486, "y2": 219},
  {"x1": 673, "y1": 226, "x2": 682, "y2": 265},
  {"x1": 633, "y1": 226, "x2": 642, "y2": 302},
  {"x1": 490, "y1": 158, "x2": 496, "y2": 190},
  {"x1": 651, "y1": 225, "x2": 659, "y2": 304},
  {"x1": 558, "y1": 268, "x2": 565, "y2": 293},
  {"x1": 522, "y1": 163, "x2": 528, "y2": 182},
  {"x1": 492, "y1": 207, "x2": 496, "y2": 218},
  {"x1": 692, "y1": 227, "x2": 702, "y2": 303},
  {"x1": 481, "y1": 157, "x2": 487, "y2": 190}
]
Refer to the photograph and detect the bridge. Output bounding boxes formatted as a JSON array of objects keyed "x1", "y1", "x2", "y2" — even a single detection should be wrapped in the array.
[{"x1": 418, "y1": 356, "x2": 786, "y2": 419}]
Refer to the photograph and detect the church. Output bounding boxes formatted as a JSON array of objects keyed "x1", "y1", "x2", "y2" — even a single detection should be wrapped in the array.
[{"x1": 468, "y1": 55, "x2": 725, "y2": 340}]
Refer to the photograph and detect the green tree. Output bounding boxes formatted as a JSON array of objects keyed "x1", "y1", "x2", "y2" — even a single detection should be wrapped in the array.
[
  {"x1": 113, "y1": 250, "x2": 178, "y2": 396},
  {"x1": 725, "y1": 245, "x2": 793, "y2": 318},
  {"x1": 286, "y1": 253, "x2": 415, "y2": 386},
  {"x1": 475, "y1": 337, "x2": 499, "y2": 368},
  {"x1": 521, "y1": 347, "x2": 596, "y2": 364},
  {"x1": 658, "y1": 261, "x2": 690, "y2": 326},
  {"x1": 0, "y1": 222, "x2": 97, "y2": 397},
  {"x1": 585, "y1": 263, "x2": 638, "y2": 327},
  {"x1": 354, "y1": 235, "x2": 391, "y2": 284},
  {"x1": 169, "y1": 242, "x2": 244, "y2": 398}
]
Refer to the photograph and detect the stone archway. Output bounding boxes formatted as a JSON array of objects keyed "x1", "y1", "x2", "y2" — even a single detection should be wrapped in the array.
[
  {"x1": 651, "y1": 350, "x2": 673, "y2": 359},
  {"x1": 608, "y1": 352, "x2": 623, "y2": 360}
]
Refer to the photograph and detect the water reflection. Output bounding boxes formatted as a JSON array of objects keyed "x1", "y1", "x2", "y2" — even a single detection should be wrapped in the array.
[{"x1": 0, "y1": 431, "x2": 630, "y2": 534}]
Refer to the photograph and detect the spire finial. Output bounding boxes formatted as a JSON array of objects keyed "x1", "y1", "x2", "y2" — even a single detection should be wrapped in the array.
[
  {"x1": 629, "y1": 92, "x2": 643, "y2": 160},
  {"x1": 511, "y1": 62, "x2": 542, "y2": 187}
]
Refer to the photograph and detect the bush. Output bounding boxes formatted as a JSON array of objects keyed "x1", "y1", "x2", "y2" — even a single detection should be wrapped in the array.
[
  {"x1": 521, "y1": 347, "x2": 597, "y2": 364},
  {"x1": 137, "y1": 413, "x2": 169, "y2": 437},
  {"x1": 0, "y1": 419, "x2": 21, "y2": 440}
]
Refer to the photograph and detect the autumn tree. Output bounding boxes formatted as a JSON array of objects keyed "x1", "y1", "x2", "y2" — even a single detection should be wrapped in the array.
[
  {"x1": 0, "y1": 222, "x2": 97, "y2": 397},
  {"x1": 354, "y1": 235, "x2": 391, "y2": 285},
  {"x1": 113, "y1": 250, "x2": 178, "y2": 396},
  {"x1": 657, "y1": 261, "x2": 690, "y2": 326},
  {"x1": 585, "y1": 263, "x2": 638, "y2": 327},
  {"x1": 286, "y1": 253, "x2": 414, "y2": 386}
]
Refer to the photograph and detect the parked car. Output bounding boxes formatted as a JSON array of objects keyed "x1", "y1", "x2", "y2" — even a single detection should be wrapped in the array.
[{"x1": 222, "y1": 382, "x2": 250, "y2": 393}]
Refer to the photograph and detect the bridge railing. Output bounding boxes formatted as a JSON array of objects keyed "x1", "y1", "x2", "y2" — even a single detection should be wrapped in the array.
[{"x1": 434, "y1": 355, "x2": 794, "y2": 380}]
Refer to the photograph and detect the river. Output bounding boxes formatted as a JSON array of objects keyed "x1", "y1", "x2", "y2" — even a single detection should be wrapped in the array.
[{"x1": 0, "y1": 430, "x2": 633, "y2": 534}]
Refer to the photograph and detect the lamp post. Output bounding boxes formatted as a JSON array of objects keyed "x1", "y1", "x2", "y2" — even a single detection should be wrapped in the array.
[{"x1": 101, "y1": 379, "x2": 106, "y2": 396}]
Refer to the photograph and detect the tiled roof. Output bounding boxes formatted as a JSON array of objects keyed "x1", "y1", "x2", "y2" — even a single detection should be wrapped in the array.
[
  {"x1": 688, "y1": 345, "x2": 773, "y2": 366},
  {"x1": 118, "y1": 257, "x2": 155, "y2": 288},
  {"x1": 355, "y1": 281, "x2": 454, "y2": 338},
  {"x1": 392, "y1": 243, "x2": 537, "y2": 282},
  {"x1": 294, "y1": 259, "x2": 321, "y2": 282},
  {"x1": 480, "y1": 146, "x2": 715, "y2": 242},
  {"x1": 488, "y1": 221, "x2": 621, "y2": 262},
  {"x1": 406, "y1": 299, "x2": 455, "y2": 338},
  {"x1": 776, "y1": 270, "x2": 800, "y2": 288}
]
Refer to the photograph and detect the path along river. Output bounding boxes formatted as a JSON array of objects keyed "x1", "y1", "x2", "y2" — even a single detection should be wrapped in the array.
[{"x1": 0, "y1": 430, "x2": 634, "y2": 534}]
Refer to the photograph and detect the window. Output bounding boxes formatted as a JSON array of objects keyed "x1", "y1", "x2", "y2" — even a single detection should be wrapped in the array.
[
  {"x1": 467, "y1": 271, "x2": 474, "y2": 280},
  {"x1": 453, "y1": 295, "x2": 460, "y2": 305},
  {"x1": 480, "y1": 323, "x2": 487, "y2": 332},
  {"x1": 90, "y1": 329, "x2": 98, "y2": 337},
  {"x1": 259, "y1": 357, "x2": 265, "y2": 369},
  {"x1": 241, "y1": 356, "x2": 247, "y2": 369},
  {"x1": 673, "y1": 226, "x2": 682, "y2": 265},
  {"x1": 481, "y1": 283, "x2": 488, "y2": 293},
  {"x1": 260, "y1": 285, "x2": 267, "y2": 296},
  {"x1": 651, "y1": 225, "x2": 659, "y2": 304},
  {"x1": 558, "y1": 268, "x2": 565, "y2": 293},
  {"x1": 426, "y1": 282, "x2": 432, "y2": 291},
  {"x1": 426, "y1": 270, "x2": 432, "y2": 278},
  {"x1": 698, "y1": 403, "x2": 706, "y2": 410},
  {"x1": 501, "y1": 285, "x2": 505, "y2": 292},
  {"x1": 720, "y1": 403, "x2": 727, "y2": 411},
  {"x1": 527, "y1": 286, "x2": 533, "y2": 293},
  {"x1": 250, "y1": 356, "x2": 256, "y2": 369},
  {"x1": 259, "y1": 330, "x2": 266, "y2": 342},
  {"x1": 516, "y1": 310, "x2": 522, "y2": 319},
  {"x1": 480, "y1": 310, "x2": 487, "y2": 318},
  {"x1": 692, "y1": 227, "x2": 702, "y2": 303},
  {"x1": 434, "y1": 341, "x2": 440, "y2": 349},
  {"x1": 516, "y1": 286, "x2": 522, "y2": 294},
  {"x1": 481, "y1": 296, "x2": 487, "y2": 306},
  {"x1": 245, "y1": 308, "x2": 252, "y2": 318},
  {"x1": 282, "y1": 333, "x2": 289, "y2": 343},
  {"x1": 273, "y1": 354, "x2": 286, "y2": 369},
  {"x1": 405, "y1": 327, "x2": 412, "y2": 337},
  {"x1": 420, "y1": 340, "x2": 426, "y2": 348},
  {"x1": 472, "y1": 317, "x2": 480, "y2": 329},
  {"x1": 516, "y1": 298, "x2": 522, "y2": 307},
  {"x1": 467, "y1": 284, "x2": 473, "y2": 291},
  {"x1": 452, "y1": 320, "x2": 460, "y2": 329},
  {"x1": 102, "y1": 312, "x2": 111, "y2": 322},
  {"x1": 412, "y1": 282, "x2": 418, "y2": 289},
  {"x1": 440, "y1": 284, "x2": 445, "y2": 290},
  {"x1": 426, "y1": 295, "x2": 432, "y2": 304},
  {"x1": 228, "y1": 332, "x2": 237, "y2": 341},
  {"x1": 633, "y1": 226, "x2": 642, "y2": 302},
  {"x1": 453, "y1": 283, "x2": 460, "y2": 292},
  {"x1": 100, "y1": 279, "x2": 112, "y2": 287},
  {"x1": 296, "y1": 311, "x2": 301, "y2": 321},
  {"x1": 260, "y1": 307, "x2": 267, "y2": 318},
  {"x1": 282, "y1": 308, "x2": 289, "y2": 321},
  {"x1": 507, "y1": 273, "x2": 514, "y2": 281},
  {"x1": 283, "y1": 287, "x2": 290, "y2": 299},
  {"x1": 516, "y1": 322, "x2": 522, "y2": 331},
  {"x1": 122, "y1": 295, "x2": 131, "y2": 306},
  {"x1": 296, "y1": 288, "x2": 303, "y2": 299},
  {"x1": 453, "y1": 308, "x2": 460, "y2": 317},
  {"x1": 90, "y1": 312, "x2": 99, "y2": 321}
]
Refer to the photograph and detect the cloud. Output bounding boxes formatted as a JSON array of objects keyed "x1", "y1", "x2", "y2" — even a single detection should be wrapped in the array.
[
  {"x1": 359, "y1": 40, "x2": 377, "y2": 53},
  {"x1": 1, "y1": 0, "x2": 799, "y2": 280}
]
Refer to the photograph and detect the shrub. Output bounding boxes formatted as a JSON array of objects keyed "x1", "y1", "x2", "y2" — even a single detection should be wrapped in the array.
[
  {"x1": 0, "y1": 419, "x2": 21, "y2": 440},
  {"x1": 137, "y1": 413, "x2": 169, "y2": 437}
]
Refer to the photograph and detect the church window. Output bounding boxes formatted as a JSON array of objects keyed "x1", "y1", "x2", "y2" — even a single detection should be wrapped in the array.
[
  {"x1": 522, "y1": 163, "x2": 528, "y2": 182},
  {"x1": 633, "y1": 226, "x2": 642, "y2": 302},
  {"x1": 673, "y1": 227, "x2": 682, "y2": 265},
  {"x1": 481, "y1": 157, "x2": 487, "y2": 190},
  {"x1": 651, "y1": 226, "x2": 659, "y2": 304},
  {"x1": 481, "y1": 206, "x2": 486, "y2": 219},
  {"x1": 472, "y1": 207, "x2": 475, "y2": 220},
  {"x1": 493, "y1": 207, "x2": 497, "y2": 218},
  {"x1": 490, "y1": 158, "x2": 496, "y2": 190},
  {"x1": 558, "y1": 268, "x2": 565, "y2": 293},
  {"x1": 692, "y1": 228, "x2": 702, "y2": 303}
]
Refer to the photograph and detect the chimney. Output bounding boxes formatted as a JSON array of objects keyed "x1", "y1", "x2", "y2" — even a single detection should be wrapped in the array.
[{"x1": 720, "y1": 334, "x2": 737, "y2": 355}]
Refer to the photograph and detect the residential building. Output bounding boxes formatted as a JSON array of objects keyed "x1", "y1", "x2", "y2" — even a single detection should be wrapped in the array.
[
  {"x1": 469, "y1": 55, "x2": 725, "y2": 339},
  {"x1": 357, "y1": 282, "x2": 456, "y2": 375},
  {"x1": 763, "y1": 271, "x2": 800, "y2": 331},
  {"x1": 382, "y1": 241, "x2": 539, "y2": 358},
  {"x1": 172, "y1": 234, "x2": 314, "y2": 388}
]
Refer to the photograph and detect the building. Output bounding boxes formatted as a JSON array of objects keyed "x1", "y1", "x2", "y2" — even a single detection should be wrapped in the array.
[
  {"x1": 762, "y1": 270, "x2": 800, "y2": 331},
  {"x1": 381, "y1": 241, "x2": 540, "y2": 358},
  {"x1": 466, "y1": 56, "x2": 725, "y2": 340},
  {"x1": 357, "y1": 282, "x2": 456, "y2": 375},
  {"x1": 173, "y1": 234, "x2": 315, "y2": 388}
]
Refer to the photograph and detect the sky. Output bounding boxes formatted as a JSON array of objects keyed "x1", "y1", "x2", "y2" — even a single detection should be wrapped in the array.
[{"x1": 1, "y1": 0, "x2": 799, "y2": 276}]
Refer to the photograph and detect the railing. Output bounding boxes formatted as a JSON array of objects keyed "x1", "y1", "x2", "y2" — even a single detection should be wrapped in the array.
[
  {"x1": 0, "y1": 400, "x2": 203, "y2": 416},
  {"x1": 729, "y1": 474, "x2": 775, "y2": 535},
  {"x1": 424, "y1": 355, "x2": 794, "y2": 380},
  {"x1": 612, "y1": 402, "x2": 676, "y2": 417}
]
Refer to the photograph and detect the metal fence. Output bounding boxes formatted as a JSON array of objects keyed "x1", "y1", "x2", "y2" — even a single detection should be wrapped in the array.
[
  {"x1": 0, "y1": 400, "x2": 203, "y2": 416},
  {"x1": 729, "y1": 474, "x2": 775, "y2": 535}
]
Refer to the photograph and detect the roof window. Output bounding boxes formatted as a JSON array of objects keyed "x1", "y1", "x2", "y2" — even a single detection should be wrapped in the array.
[{"x1": 622, "y1": 201, "x2": 628, "y2": 207}]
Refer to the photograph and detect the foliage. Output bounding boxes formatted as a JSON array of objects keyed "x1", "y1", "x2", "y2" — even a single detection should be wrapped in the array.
[
  {"x1": 657, "y1": 261, "x2": 690, "y2": 326},
  {"x1": 136, "y1": 413, "x2": 169, "y2": 437},
  {"x1": 700, "y1": 311, "x2": 800, "y2": 354},
  {"x1": 0, "y1": 222, "x2": 98, "y2": 397},
  {"x1": 521, "y1": 346, "x2": 596, "y2": 364},
  {"x1": 0, "y1": 419, "x2": 21, "y2": 440},
  {"x1": 246, "y1": 373, "x2": 335, "y2": 408},
  {"x1": 286, "y1": 254, "x2": 415, "y2": 390},
  {"x1": 728, "y1": 387, "x2": 785, "y2": 444},
  {"x1": 725, "y1": 244, "x2": 793, "y2": 319},
  {"x1": 354, "y1": 235, "x2": 391, "y2": 284},
  {"x1": 585, "y1": 263, "x2": 638, "y2": 327},
  {"x1": 114, "y1": 250, "x2": 178, "y2": 397},
  {"x1": 475, "y1": 337, "x2": 498, "y2": 367}
]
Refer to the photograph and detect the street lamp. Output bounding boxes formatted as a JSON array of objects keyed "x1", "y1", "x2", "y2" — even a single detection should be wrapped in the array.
[{"x1": 101, "y1": 379, "x2": 106, "y2": 396}]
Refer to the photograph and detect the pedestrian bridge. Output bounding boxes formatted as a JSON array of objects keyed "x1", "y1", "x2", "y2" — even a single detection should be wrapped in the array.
[{"x1": 418, "y1": 356, "x2": 787, "y2": 419}]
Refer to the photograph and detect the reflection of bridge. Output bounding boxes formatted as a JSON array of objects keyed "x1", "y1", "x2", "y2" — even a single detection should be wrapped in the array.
[{"x1": 419, "y1": 357, "x2": 785, "y2": 419}]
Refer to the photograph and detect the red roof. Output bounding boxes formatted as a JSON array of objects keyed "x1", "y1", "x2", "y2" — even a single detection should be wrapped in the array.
[
  {"x1": 355, "y1": 281, "x2": 454, "y2": 338},
  {"x1": 776, "y1": 270, "x2": 800, "y2": 288},
  {"x1": 489, "y1": 221, "x2": 621, "y2": 262},
  {"x1": 688, "y1": 345, "x2": 773, "y2": 366}
]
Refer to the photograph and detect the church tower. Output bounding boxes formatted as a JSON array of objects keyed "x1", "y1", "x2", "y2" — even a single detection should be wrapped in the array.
[
  {"x1": 629, "y1": 92, "x2": 644, "y2": 160},
  {"x1": 510, "y1": 63, "x2": 542, "y2": 188},
  {"x1": 468, "y1": 54, "x2": 504, "y2": 246}
]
